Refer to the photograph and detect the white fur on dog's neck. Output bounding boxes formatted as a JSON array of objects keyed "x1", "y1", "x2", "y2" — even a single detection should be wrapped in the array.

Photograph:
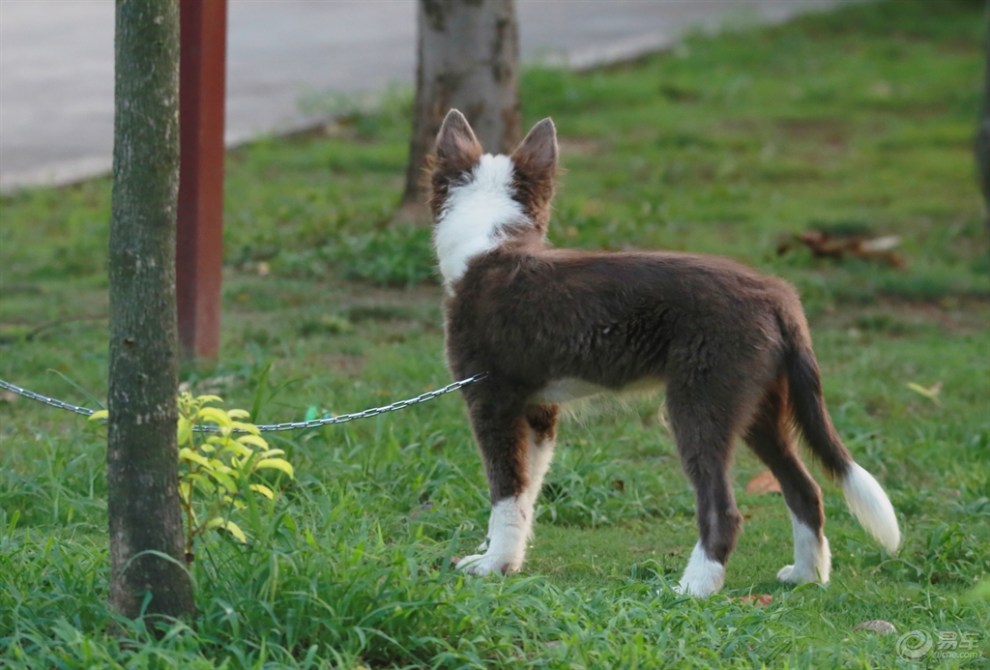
[{"x1": 434, "y1": 154, "x2": 525, "y2": 292}]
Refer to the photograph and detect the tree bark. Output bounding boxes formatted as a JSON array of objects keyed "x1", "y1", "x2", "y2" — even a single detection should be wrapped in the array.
[
  {"x1": 400, "y1": 0, "x2": 521, "y2": 213},
  {"x1": 976, "y1": 5, "x2": 990, "y2": 234},
  {"x1": 107, "y1": 0, "x2": 194, "y2": 623}
]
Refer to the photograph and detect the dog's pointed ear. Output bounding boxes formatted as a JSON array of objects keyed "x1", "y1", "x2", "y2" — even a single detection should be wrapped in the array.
[
  {"x1": 511, "y1": 118, "x2": 558, "y2": 178},
  {"x1": 435, "y1": 109, "x2": 483, "y2": 171}
]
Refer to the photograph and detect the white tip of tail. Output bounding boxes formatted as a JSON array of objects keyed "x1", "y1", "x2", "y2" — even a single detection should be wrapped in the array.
[{"x1": 842, "y1": 462, "x2": 901, "y2": 553}]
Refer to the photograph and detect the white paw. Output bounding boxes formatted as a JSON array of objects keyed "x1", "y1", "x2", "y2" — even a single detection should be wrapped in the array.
[
  {"x1": 455, "y1": 552, "x2": 518, "y2": 576},
  {"x1": 675, "y1": 574, "x2": 724, "y2": 598},
  {"x1": 776, "y1": 560, "x2": 829, "y2": 584},
  {"x1": 776, "y1": 564, "x2": 815, "y2": 584},
  {"x1": 457, "y1": 499, "x2": 529, "y2": 576},
  {"x1": 677, "y1": 542, "x2": 726, "y2": 597},
  {"x1": 778, "y1": 524, "x2": 831, "y2": 584}
]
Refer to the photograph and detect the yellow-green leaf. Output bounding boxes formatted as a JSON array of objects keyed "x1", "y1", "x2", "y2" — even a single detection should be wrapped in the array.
[
  {"x1": 230, "y1": 421, "x2": 261, "y2": 437},
  {"x1": 236, "y1": 433, "x2": 269, "y2": 451},
  {"x1": 179, "y1": 447, "x2": 211, "y2": 468},
  {"x1": 220, "y1": 441, "x2": 253, "y2": 459},
  {"x1": 197, "y1": 407, "x2": 232, "y2": 428},
  {"x1": 249, "y1": 483, "x2": 275, "y2": 500},
  {"x1": 206, "y1": 436, "x2": 234, "y2": 453},
  {"x1": 197, "y1": 395, "x2": 224, "y2": 406},
  {"x1": 208, "y1": 469, "x2": 238, "y2": 494},
  {"x1": 255, "y1": 458, "x2": 294, "y2": 478},
  {"x1": 258, "y1": 448, "x2": 285, "y2": 459},
  {"x1": 189, "y1": 473, "x2": 215, "y2": 494},
  {"x1": 89, "y1": 409, "x2": 109, "y2": 422},
  {"x1": 205, "y1": 517, "x2": 247, "y2": 543},
  {"x1": 227, "y1": 409, "x2": 251, "y2": 420},
  {"x1": 177, "y1": 416, "x2": 193, "y2": 445}
]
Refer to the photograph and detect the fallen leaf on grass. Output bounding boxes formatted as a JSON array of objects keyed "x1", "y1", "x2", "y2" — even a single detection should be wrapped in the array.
[
  {"x1": 854, "y1": 620, "x2": 897, "y2": 635},
  {"x1": 778, "y1": 230, "x2": 905, "y2": 267},
  {"x1": 746, "y1": 470, "x2": 782, "y2": 495},
  {"x1": 737, "y1": 594, "x2": 774, "y2": 607},
  {"x1": 906, "y1": 381, "x2": 942, "y2": 405}
]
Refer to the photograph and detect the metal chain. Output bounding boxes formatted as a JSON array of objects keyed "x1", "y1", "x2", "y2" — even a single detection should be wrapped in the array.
[
  {"x1": 0, "y1": 378, "x2": 98, "y2": 417},
  {"x1": 0, "y1": 374, "x2": 485, "y2": 433}
]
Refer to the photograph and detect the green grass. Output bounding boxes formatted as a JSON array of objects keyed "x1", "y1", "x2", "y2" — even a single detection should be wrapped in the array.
[{"x1": 1, "y1": 0, "x2": 989, "y2": 667}]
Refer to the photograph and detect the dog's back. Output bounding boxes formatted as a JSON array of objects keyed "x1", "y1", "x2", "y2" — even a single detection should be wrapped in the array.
[{"x1": 446, "y1": 246, "x2": 797, "y2": 398}]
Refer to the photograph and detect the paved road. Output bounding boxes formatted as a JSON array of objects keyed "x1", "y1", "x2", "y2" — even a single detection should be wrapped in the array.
[{"x1": 0, "y1": 0, "x2": 852, "y2": 191}]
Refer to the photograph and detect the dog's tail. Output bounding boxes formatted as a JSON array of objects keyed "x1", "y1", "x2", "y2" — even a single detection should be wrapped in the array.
[{"x1": 780, "y1": 312, "x2": 901, "y2": 554}]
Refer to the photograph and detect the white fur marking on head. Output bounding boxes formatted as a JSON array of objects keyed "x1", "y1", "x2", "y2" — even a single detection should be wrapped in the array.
[
  {"x1": 777, "y1": 512, "x2": 831, "y2": 584},
  {"x1": 842, "y1": 462, "x2": 901, "y2": 553},
  {"x1": 434, "y1": 154, "x2": 525, "y2": 291},
  {"x1": 676, "y1": 541, "x2": 725, "y2": 597}
]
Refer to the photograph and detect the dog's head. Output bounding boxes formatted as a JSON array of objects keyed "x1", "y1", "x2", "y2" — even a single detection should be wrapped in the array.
[
  {"x1": 428, "y1": 109, "x2": 558, "y2": 289},
  {"x1": 429, "y1": 109, "x2": 558, "y2": 233}
]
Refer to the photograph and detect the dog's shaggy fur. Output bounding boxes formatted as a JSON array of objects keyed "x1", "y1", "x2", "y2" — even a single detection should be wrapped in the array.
[{"x1": 429, "y1": 109, "x2": 900, "y2": 596}]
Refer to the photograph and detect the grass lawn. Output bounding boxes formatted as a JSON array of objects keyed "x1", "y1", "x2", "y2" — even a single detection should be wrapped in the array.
[{"x1": 1, "y1": 0, "x2": 988, "y2": 667}]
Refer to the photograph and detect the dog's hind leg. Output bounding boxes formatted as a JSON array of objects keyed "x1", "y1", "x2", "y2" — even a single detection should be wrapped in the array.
[
  {"x1": 667, "y1": 386, "x2": 743, "y2": 597},
  {"x1": 744, "y1": 383, "x2": 830, "y2": 584},
  {"x1": 456, "y1": 396, "x2": 556, "y2": 575}
]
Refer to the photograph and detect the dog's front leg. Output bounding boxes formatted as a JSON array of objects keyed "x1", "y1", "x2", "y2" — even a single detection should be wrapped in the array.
[
  {"x1": 456, "y1": 401, "x2": 557, "y2": 575},
  {"x1": 457, "y1": 497, "x2": 530, "y2": 575}
]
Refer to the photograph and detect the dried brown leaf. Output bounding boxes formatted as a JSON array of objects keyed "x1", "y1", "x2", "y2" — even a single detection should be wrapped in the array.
[
  {"x1": 779, "y1": 230, "x2": 905, "y2": 268},
  {"x1": 746, "y1": 470, "x2": 782, "y2": 495}
]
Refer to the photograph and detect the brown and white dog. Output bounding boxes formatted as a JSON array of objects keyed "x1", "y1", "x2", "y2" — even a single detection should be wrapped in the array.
[{"x1": 428, "y1": 109, "x2": 900, "y2": 597}]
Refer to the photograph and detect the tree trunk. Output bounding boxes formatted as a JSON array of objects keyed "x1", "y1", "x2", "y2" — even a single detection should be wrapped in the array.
[
  {"x1": 977, "y1": 5, "x2": 990, "y2": 234},
  {"x1": 400, "y1": 0, "x2": 521, "y2": 214},
  {"x1": 107, "y1": 0, "x2": 194, "y2": 624}
]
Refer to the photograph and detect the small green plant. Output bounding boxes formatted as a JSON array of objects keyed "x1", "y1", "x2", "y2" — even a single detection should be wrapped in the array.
[
  {"x1": 175, "y1": 393, "x2": 293, "y2": 560},
  {"x1": 90, "y1": 393, "x2": 294, "y2": 561}
]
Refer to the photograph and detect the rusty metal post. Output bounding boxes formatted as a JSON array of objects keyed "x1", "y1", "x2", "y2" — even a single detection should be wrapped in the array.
[{"x1": 176, "y1": 0, "x2": 227, "y2": 360}]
